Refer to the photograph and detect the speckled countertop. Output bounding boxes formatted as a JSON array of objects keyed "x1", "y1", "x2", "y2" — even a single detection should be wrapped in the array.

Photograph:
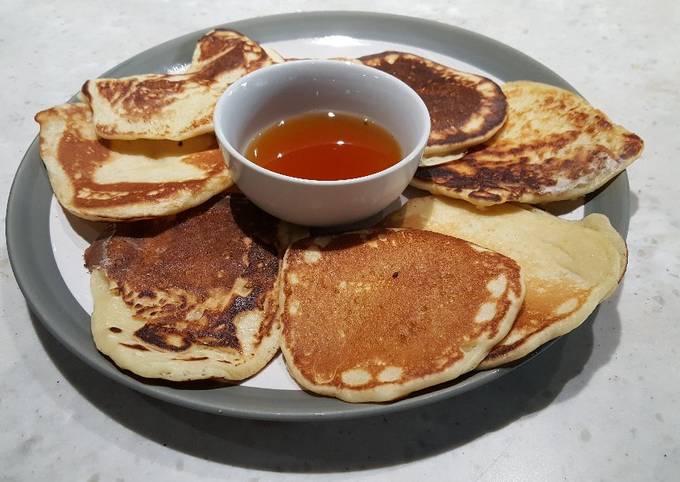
[{"x1": 1, "y1": 1, "x2": 678, "y2": 480}]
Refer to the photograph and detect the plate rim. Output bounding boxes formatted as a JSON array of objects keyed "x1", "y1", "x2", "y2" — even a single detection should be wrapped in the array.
[{"x1": 6, "y1": 10, "x2": 629, "y2": 421}]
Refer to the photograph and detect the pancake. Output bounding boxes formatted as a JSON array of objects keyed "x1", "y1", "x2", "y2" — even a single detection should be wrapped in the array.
[
  {"x1": 279, "y1": 228, "x2": 525, "y2": 402},
  {"x1": 188, "y1": 29, "x2": 283, "y2": 72},
  {"x1": 412, "y1": 81, "x2": 644, "y2": 206},
  {"x1": 85, "y1": 195, "x2": 283, "y2": 381},
  {"x1": 419, "y1": 150, "x2": 467, "y2": 167},
  {"x1": 82, "y1": 29, "x2": 280, "y2": 141},
  {"x1": 35, "y1": 103, "x2": 231, "y2": 222},
  {"x1": 359, "y1": 51, "x2": 507, "y2": 156},
  {"x1": 383, "y1": 196, "x2": 627, "y2": 368}
]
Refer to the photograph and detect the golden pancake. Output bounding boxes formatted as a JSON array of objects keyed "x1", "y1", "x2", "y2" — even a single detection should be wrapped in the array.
[
  {"x1": 359, "y1": 51, "x2": 507, "y2": 156},
  {"x1": 35, "y1": 103, "x2": 231, "y2": 222},
  {"x1": 82, "y1": 29, "x2": 280, "y2": 141},
  {"x1": 85, "y1": 195, "x2": 282, "y2": 381},
  {"x1": 412, "y1": 81, "x2": 644, "y2": 206},
  {"x1": 384, "y1": 196, "x2": 627, "y2": 368},
  {"x1": 279, "y1": 228, "x2": 525, "y2": 402}
]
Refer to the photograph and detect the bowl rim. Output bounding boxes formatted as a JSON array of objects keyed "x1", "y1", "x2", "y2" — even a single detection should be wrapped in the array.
[{"x1": 213, "y1": 58, "x2": 431, "y2": 186}]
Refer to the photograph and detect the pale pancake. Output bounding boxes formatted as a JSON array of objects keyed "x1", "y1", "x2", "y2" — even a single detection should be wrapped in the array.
[
  {"x1": 412, "y1": 81, "x2": 644, "y2": 206},
  {"x1": 82, "y1": 29, "x2": 280, "y2": 141},
  {"x1": 85, "y1": 195, "x2": 282, "y2": 381},
  {"x1": 35, "y1": 103, "x2": 231, "y2": 222},
  {"x1": 279, "y1": 228, "x2": 525, "y2": 402},
  {"x1": 419, "y1": 150, "x2": 467, "y2": 167},
  {"x1": 359, "y1": 51, "x2": 507, "y2": 155},
  {"x1": 384, "y1": 196, "x2": 627, "y2": 368}
]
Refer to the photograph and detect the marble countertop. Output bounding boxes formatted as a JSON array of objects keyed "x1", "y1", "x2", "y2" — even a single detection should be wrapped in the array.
[{"x1": 1, "y1": 1, "x2": 678, "y2": 480}]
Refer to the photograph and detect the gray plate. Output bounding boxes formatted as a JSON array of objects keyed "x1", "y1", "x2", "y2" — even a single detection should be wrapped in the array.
[{"x1": 6, "y1": 11, "x2": 629, "y2": 421}]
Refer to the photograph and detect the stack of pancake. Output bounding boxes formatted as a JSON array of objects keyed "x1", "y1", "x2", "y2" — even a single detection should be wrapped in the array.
[
  {"x1": 358, "y1": 51, "x2": 643, "y2": 205},
  {"x1": 36, "y1": 30, "x2": 281, "y2": 221},
  {"x1": 34, "y1": 32, "x2": 642, "y2": 403}
]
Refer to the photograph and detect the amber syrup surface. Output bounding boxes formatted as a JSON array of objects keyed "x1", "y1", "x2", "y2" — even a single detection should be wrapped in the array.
[{"x1": 244, "y1": 111, "x2": 402, "y2": 180}]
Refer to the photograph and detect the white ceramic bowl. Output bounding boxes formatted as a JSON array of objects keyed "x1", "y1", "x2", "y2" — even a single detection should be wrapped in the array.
[{"x1": 213, "y1": 59, "x2": 430, "y2": 227}]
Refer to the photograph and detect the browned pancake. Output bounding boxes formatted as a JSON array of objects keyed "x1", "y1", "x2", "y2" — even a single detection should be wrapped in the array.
[
  {"x1": 35, "y1": 103, "x2": 231, "y2": 221},
  {"x1": 85, "y1": 194, "x2": 284, "y2": 381},
  {"x1": 412, "y1": 81, "x2": 644, "y2": 206},
  {"x1": 383, "y1": 195, "x2": 627, "y2": 368},
  {"x1": 188, "y1": 29, "x2": 283, "y2": 72},
  {"x1": 82, "y1": 29, "x2": 280, "y2": 141},
  {"x1": 279, "y1": 228, "x2": 525, "y2": 402},
  {"x1": 359, "y1": 51, "x2": 507, "y2": 155}
]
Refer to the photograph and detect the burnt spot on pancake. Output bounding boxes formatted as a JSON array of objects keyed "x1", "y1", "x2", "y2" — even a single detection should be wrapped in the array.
[
  {"x1": 86, "y1": 195, "x2": 280, "y2": 353},
  {"x1": 195, "y1": 29, "x2": 249, "y2": 63},
  {"x1": 620, "y1": 133, "x2": 645, "y2": 160},
  {"x1": 414, "y1": 129, "x2": 641, "y2": 204},
  {"x1": 109, "y1": 327, "x2": 122, "y2": 333},
  {"x1": 359, "y1": 52, "x2": 507, "y2": 150},
  {"x1": 115, "y1": 78, "x2": 184, "y2": 119},
  {"x1": 95, "y1": 78, "x2": 135, "y2": 104},
  {"x1": 119, "y1": 343, "x2": 149, "y2": 351},
  {"x1": 415, "y1": 149, "x2": 551, "y2": 202},
  {"x1": 194, "y1": 41, "x2": 264, "y2": 82}
]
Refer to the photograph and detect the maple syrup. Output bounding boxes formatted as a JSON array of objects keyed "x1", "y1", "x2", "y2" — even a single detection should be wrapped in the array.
[{"x1": 244, "y1": 111, "x2": 402, "y2": 181}]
